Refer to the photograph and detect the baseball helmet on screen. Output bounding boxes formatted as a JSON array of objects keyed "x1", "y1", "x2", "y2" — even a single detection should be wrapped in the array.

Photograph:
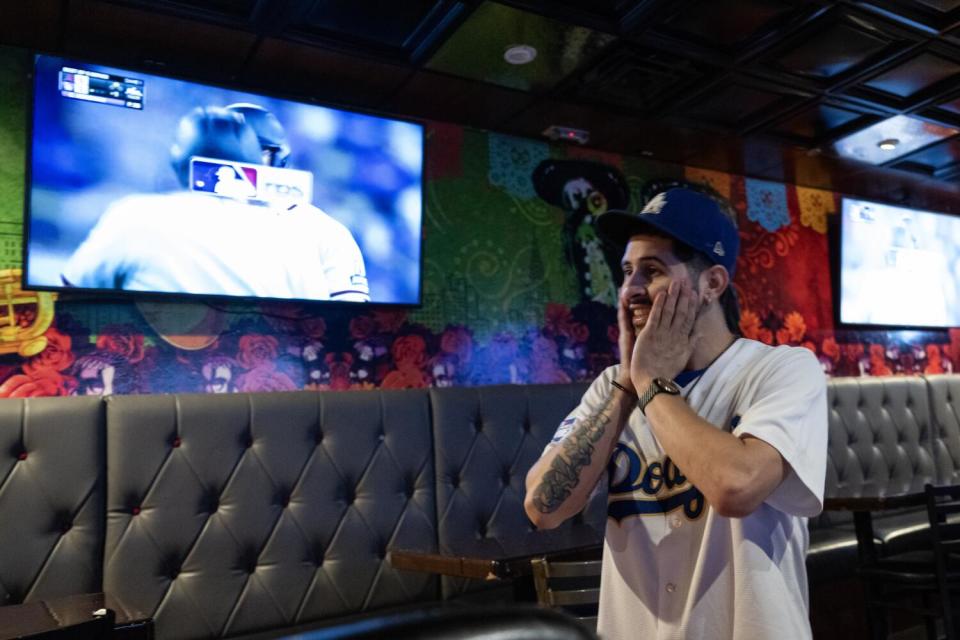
[
  {"x1": 169, "y1": 106, "x2": 263, "y2": 187},
  {"x1": 225, "y1": 103, "x2": 291, "y2": 168}
]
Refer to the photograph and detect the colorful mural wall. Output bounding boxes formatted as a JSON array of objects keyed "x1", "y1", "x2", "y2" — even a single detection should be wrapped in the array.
[{"x1": 0, "y1": 47, "x2": 956, "y2": 397}]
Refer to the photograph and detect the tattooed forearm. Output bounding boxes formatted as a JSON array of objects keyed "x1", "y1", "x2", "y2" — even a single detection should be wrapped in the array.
[{"x1": 531, "y1": 393, "x2": 618, "y2": 514}]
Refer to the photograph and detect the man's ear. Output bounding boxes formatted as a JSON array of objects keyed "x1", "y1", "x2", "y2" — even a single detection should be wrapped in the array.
[{"x1": 700, "y1": 265, "x2": 730, "y2": 303}]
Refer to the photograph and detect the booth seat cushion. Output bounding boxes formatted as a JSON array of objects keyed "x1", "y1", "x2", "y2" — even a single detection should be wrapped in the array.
[
  {"x1": 103, "y1": 390, "x2": 437, "y2": 640},
  {"x1": 0, "y1": 397, "x2": 105, "y2": 605}
]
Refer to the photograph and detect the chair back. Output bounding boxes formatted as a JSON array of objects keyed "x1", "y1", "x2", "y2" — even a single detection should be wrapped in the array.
[
  {"x1": 531, "y1": 548, "x2": 602, "y2": 631},
  {"x1": 924, "y1": 483, "x2": 960, "y2": 639}
]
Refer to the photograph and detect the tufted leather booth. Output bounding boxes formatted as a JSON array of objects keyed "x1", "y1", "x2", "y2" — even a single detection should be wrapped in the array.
[
  {"x1": 0, "y1": 397, "x2": 104, "y2": 606},
  {"x1": 2, "y1": 375, "x2": 960, "y2": 639},
  {"x1": 103, "y1": 390, "x2": 437, "y2": 638},
  {"x1": 429, "y1": 383, "x2": 605, "y2": 597},
  {"x1": 927, "y1": 374, "x2": 960, "y2": 485}
]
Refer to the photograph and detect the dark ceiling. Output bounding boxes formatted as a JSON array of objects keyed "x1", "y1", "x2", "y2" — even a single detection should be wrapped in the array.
[{"x1": 6, "y1": 0, "x2": 960, "y2": 211}]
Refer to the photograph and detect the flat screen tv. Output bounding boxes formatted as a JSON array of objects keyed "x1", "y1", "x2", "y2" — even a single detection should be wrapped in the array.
[
  {"x1": 839, "y1": 197, "x2": 960, "y2": 328},
  {"x1": 25, "y1": 54, "x2": 424, "y2": 305}
]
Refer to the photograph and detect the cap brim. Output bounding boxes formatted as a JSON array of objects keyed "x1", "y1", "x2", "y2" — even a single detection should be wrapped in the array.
[{"x1": 596, "y1": 209, "x2": 672, "y2": 247}]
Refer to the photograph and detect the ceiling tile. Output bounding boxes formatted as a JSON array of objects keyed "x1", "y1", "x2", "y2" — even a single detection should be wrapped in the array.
[
  {"x1": 771, "y1": 18, "x2": 892, "y2": 80},
  {"x1": 768, "y1": 103, "x2": 872, "y2": 142},
  {"x1": 0, "y1": 0, "x2": 62, "y2": 51},
  {"x1": 831, "y1": 114, "x2": 959, "y2": 164},
  {"x1": 678, "y1": 81, "x2": 799, "y2": 130},
  {"x1": 98, "y1": 0, "x2": 265, "y2": 24},
  {"x1": 560, "y1": 43, "x2": 711, "y2": 114},
  {"x1": 889, "y1": 137, "x2": 960, "y2": 174},
  {"x1": 282, "y1": 0, "x2": 469, "y2": 63},
  {"x1": 384, "y1": 71, "x2": 535, "y2": 131},
  {"x1": 862, "y1": 52, "x2": 960, "y2": 97},
  {"x1": 245, "y1": 38, "x2": 411, "y2": 108},
  {"x1": 425, "y1": 2, "x2": 616, "y2": 92},
  {"x1": 62, "y1": 1, "x2": 257, "y2": 77},
  {"x1": 655, "y1": 0, "x2": 815, "y2": 51}
]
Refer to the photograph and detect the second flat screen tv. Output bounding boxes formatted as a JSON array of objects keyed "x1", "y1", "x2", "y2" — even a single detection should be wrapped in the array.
[
  {"x1": 25, "y1": 54, "x2": 424, "y2": 305},
  {"x1": 840, "y1": 197, "x2": 960, "y2": 328}
]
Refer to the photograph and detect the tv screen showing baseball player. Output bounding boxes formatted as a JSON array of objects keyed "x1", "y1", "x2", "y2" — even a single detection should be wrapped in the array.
[
  {"x1": 840, "y1": 197, "x2": 960, "y2": 328},
  {"x1": 24, "y1": 54, "x2": 424, "y2": 305}
]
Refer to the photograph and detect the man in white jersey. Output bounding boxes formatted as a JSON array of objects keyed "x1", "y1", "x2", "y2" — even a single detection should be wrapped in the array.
[{"x1": 524, "y1": 186, "x2": 828, "y2": 640}]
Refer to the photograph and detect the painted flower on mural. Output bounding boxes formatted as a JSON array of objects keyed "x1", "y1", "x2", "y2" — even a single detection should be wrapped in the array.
[
  {"x1": 544, "y1": 303, "x2": 574, "y2": 337},
  {"x1": 868, "y1": 343, "x2": 893, "y2": 376},
  {"x1": 349, "y1": 315, "x2": 376, "y2": 340},
  {"x1": 235, "y1": 366, "x2": 297, "y2": 392},
  {"x1": 822, "y1": 337, "x2": 840, "y2": 361},
  {"x1": 236, "y1": 334, "x2": 280, "y2": 370},
  {"x1": 0, "y1": 368, "x2": 76, "y2": 397},
  {"x1": 382, "y1": 335, "x2": 429, "y2": 389},
  {"x1": 300, "y1": 316, "x2": 327, "y2": 340},
  {"x1": 324, "y1": 353, "x2": 354, "y2": 391},
  {"x1": 925, "y1": 344, "x2": 953, "y2": 374},
  {"x1": 392, "y1": 334, "x2": 427, "y2": 369},
  {"x1": 738, "y1": 309, "x2": 773, "y2": 344},
  {"x1": 530, "y1": 335, "x2": 572, "y2": 384},
  {"x1": 95, "y1": 325, "x2": 146, "y2": 364},
  {"x1": 775, "y1": 312, "x2": 807, "y2": 346},
  {"x1": 22, "y1": 327, "x2": 75, "y2": 376},
  {"x1": 440, "y1": 325, "x2": 473, "y2": 362},
  {"x1": 373, "y1": 310, "x2": 407, "y2": 334}
]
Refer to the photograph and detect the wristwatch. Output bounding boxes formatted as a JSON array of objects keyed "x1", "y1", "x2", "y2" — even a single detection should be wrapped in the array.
[{"x1": 638, "y1": 377, "x2": 681, "y2": 415}]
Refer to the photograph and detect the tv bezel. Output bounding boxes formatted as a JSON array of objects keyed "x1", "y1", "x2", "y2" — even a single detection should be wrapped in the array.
[
  {"x1": 22, "y1": 51, "x2": 426, "y2": 308},
  {"x1": 836, "y1": 195, "x2": 959, "y2": 331}
]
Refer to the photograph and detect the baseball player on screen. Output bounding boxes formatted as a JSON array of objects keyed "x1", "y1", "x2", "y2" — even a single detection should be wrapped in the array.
[
  {"x1": 524, "y1": 185, "x2": 828, "y2": 640},
  {"x1": 61, "y1": 104, "x2": 370, "y2": 302}
]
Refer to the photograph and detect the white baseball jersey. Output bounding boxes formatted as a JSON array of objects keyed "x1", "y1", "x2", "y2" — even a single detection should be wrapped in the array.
[
  {"x1": 61, "y1": 193, "x2": 369, "y2": 302},
  {"x1": 549, "y1": 338, "x2": 827, "y2": 640}
]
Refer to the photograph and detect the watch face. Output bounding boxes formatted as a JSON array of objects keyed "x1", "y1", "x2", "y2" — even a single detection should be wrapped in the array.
[{"x1": 654, "y1": 377, "x2": 681, "y2": 394}]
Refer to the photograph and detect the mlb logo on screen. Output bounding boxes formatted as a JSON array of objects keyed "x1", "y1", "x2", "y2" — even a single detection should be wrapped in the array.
[{"x1": 190, "y1": 159, "x2": 258, "y2": 199}]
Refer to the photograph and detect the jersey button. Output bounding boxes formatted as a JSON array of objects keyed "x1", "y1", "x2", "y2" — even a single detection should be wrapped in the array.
[
  {"x1": 670, "y1": 517, "x2": 683, "y2": 529},
  {"x1": 666, "y1": 583, "x2": 676, "y2": 594}
]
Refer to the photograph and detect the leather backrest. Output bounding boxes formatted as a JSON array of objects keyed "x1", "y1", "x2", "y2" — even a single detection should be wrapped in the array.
[
  {"x1": 0, "y1": 397, "x2": 105, "y2": 604},
  {"x1": 827, "y1": 376, "x2": 935, "y2": 496},
  {"x1": 812, "y1": 376, "x2": 935, "y2": 529},
  {"x1": 926, "y1": 374, "x2": 960, "y2": 484},
  {"x1": 103, "y1": 390, "x2": 436, "y2": 639},
  {"x1": 429, "y1": 383, "x2": 604, "y2": 596}
]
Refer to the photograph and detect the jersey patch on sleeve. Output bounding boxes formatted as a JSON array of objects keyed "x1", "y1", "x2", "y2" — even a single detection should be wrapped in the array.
[{"x1": 550, "y1": 416, "x2": 577, "y2": 443}]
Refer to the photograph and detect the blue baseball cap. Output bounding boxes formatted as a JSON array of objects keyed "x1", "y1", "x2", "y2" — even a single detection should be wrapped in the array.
[{"x1": 596, "y1": 187, "x2": 740, "y2": 276}]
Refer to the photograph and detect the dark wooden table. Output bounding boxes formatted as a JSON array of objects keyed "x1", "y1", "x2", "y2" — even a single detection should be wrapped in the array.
[
  {"x1": 389, "y1": 525, "x2": 603, "y2": 581},
  {"x1": 0, "y1": 592, "x2": 153, "y2": 639}
]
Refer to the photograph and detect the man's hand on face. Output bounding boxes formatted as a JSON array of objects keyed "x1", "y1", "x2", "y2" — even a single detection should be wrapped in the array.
[
  {"x1": 616, "y1": 286, "x2": 638, "y2": 392},
  {"x1": 630, "y1": 280, "x2": 700, "y2": 388}
]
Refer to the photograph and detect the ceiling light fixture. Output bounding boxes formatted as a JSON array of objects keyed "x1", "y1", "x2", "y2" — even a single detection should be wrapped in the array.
[
  {"x1": 877, "y1": 138, "x2": 900, "y2": 151},
  {"x1": 504, "y1": 44, "x2": 537, "y2": 65}
]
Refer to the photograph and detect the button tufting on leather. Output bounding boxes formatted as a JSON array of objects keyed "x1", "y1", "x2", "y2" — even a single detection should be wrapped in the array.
[
  {"x1": 315, "y1": 429, "x2": 323, "y2": 445},
  {"x1": 17, "y1": 451, "x2": 26, "y2": 461},
  {"x1": 131, "y1": 506, "x2": 141, "y2": 516},
  {"x1": 172, "y1": 437, "x2": 181, "y2": 448},
  {"x1": 450, "y1": 475, "x2": 460, "y2": 489},
  {"x1": 474, "y1": 415, "x2": 483, "y2": 433}
]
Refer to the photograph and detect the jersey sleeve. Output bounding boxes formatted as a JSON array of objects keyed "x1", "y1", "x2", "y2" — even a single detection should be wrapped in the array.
[
  {"x1": 322, "y1": 218, "x2": 370, "y2": 302},
  {"x1": 61, "y1": 201, "x2": 135, "y2": 289},
  {"x1": 732, "y1": 347, "x2": 828, "y2": 517}
]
